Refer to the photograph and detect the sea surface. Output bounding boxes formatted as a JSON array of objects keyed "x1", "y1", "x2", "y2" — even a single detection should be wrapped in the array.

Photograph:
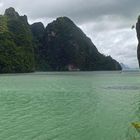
[{"x1": 0, "y1": 71, "x2": 140, "y2": 140}]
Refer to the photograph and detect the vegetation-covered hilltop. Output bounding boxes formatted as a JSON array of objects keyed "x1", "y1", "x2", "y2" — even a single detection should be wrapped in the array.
[
  {"x1": 0, "y1": 7, "x2": 35, "y2": 73},
  {"x1": 0, "y1": 7, "x2": 122, "y2": 73}
]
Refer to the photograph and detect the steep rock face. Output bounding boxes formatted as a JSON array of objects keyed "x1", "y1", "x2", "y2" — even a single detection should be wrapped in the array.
[
  {"x1": 0, "y1": 8, "x2": 122, "y2": 73},
  {"x1": 43, "y1": 17, "x2": 121, "y2": 71},
  {"x1": 30, "y1": 22, "x2": 45, "y2": 70},
  {"x1": 136, "y1": 16, "x2": 140, "y2": 67},
  {"x1": 4, "y1": 7, "x2": 19, "y2": 18},
  {"x1": 0, "y1": 7, "x2": 35, "y2": 73}
]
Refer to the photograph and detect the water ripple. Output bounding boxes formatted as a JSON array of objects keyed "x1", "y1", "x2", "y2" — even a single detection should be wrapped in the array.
[{"x1": 104, "y1": 85, "x2": 140, "y2": 90}]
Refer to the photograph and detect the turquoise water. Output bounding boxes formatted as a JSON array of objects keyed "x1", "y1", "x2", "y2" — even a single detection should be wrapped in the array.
[{"x1": 0, "y1": 72, "x2": 140, "y2": 140}]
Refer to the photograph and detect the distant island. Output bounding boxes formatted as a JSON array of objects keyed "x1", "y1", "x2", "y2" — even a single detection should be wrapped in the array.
[
  {"x1": 0, "y1": 7, "x2": 122, "y2": 73},
  {"x1": 120, "y1": 63, "x2": 130, "y2": 70}
]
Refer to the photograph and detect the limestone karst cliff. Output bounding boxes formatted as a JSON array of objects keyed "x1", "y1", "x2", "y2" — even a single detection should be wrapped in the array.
[
  {"x1": 0, "y1": 7, "x2": 35, "y2": 73},
  {"x1": 0, "y1": 7, "x2": 122, "y2": 73},
  {"x1": 43, "y1": 17, "x2": 122, "y2": 71},
  {"x1": 136, "y1": 16, "x2": 140, "y2": 67}
]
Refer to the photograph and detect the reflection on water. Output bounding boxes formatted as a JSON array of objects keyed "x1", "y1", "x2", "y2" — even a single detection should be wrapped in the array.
[{"x1": 0, "y1": 72, "x2": 140, "y2": 140}]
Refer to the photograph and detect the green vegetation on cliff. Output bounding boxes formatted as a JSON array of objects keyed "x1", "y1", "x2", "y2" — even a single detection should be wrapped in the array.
[
  {"x1": 30, "y1": 22, "x2": 45, "y2": 70},
  {"x1": 0, "y1": 16, "x2": 8, "y2": 33},
  {"x1": 0, "y1": 8, "x2": 121, "y2": 73},
  {"x1": 0, "y1": 7, "x2": 35, "y2": 73}
]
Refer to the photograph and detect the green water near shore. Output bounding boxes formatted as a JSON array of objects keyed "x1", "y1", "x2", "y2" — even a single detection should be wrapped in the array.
[{"x1": 0, "y1": 71, "x2": 140, "y2": 140}]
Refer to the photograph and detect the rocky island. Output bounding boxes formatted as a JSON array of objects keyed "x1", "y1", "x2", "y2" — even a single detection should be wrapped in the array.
[
  {"x1": 0, "y1": 7, "x2": 122, "y2": 73},
  {"x1": 136, "y1": 16, "x2": 140, "y2": 67}
]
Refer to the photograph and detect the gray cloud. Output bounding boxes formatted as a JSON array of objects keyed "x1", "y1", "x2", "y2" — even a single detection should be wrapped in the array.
[
  {"x1": 0, "y1": 0, "x2": 140, "y2": 23},
  {"x1": 0, "y1": 0, "x2": 139, "y2": 68}
]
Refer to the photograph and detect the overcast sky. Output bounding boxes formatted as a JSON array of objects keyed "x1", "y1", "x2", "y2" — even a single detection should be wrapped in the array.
[{"x1": 0, "y1": 0, "x2": 139, "y2": 68}]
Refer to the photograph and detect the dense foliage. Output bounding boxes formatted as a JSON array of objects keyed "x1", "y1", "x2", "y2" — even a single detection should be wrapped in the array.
[
  {"x1": 0, "y1": 8, "x2": 121, "y2": 73},
  {"x1": 30, "y1": 22, "x2": 45, "y2": 70},
  {"x1": 0, "y1": 7, "x2": 35, "y2": 73}
]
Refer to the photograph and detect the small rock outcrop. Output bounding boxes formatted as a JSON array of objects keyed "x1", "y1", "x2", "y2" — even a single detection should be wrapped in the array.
[{"x1": 4, "y1": 7, "x2": 19, "y2": 18}]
